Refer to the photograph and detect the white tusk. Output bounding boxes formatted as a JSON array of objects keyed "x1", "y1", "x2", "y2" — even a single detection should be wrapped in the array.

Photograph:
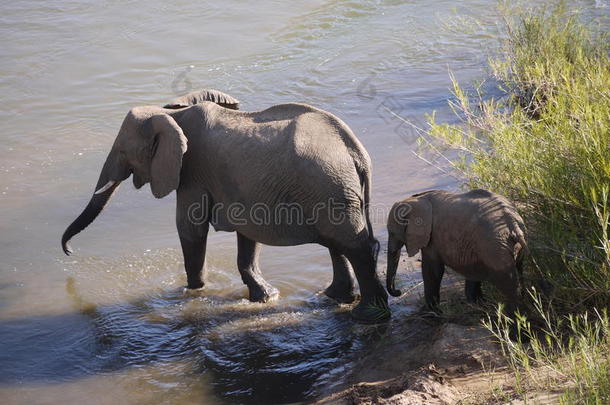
[{"x1": 94, "y1": 180, "x2": 116, "y2": 195}]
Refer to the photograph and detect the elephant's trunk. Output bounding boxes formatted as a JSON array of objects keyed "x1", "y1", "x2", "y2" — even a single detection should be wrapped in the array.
[
  {"x1": 61, "y1": 150, "x2": 128, "y2": 255},
  {"x1": 386, "y1": 236, "x2": 403, "y2": 297}
]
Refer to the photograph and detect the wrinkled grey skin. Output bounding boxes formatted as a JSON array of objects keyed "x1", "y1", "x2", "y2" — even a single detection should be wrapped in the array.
[
  {"x1": 386, "y1": 189, "x2": 526, "y2": 316},
  {"x1": 62, "y1": 89, "x2": 389, "y2": 324}
]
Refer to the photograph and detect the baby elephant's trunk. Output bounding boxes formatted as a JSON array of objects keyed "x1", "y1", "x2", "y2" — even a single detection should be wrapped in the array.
[{"x1": 386, "y1": 236, "x2": 403, "y2": 297}]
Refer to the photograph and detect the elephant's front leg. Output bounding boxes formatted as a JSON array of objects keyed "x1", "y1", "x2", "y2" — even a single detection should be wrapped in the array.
[
  {"x1": 421, "y1": 251, "x2": 445, "y2": 311},
  {"x1": 236, "y1": 233, "x2": 279, "y2": 303},
  {"x1": 324, "y1": 249, "x2": 357, "y2": 303},
  {"x1": 179, "y1": 222, "x2": 209, "y2": 289}
]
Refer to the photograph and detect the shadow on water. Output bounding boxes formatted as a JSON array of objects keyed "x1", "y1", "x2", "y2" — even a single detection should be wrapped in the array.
[{"x1": 0, "y1": 277, "x2": 389, "y2": 404}]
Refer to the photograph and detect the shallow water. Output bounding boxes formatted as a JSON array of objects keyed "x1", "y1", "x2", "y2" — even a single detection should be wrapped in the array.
[{"x1": 1, "y1": 1, "x2": 607, "y2": 404}]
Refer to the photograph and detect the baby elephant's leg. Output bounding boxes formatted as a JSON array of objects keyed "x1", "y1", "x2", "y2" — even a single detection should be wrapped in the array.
[
  {"x1": 421, "y1": 252, "x2": 445, "y2": 311},
  {"x1": 490, "y1": 264, "x2": 521, "y2": 337},
  {"x1": 465, "y1": 280, "x2": 483, "y2": 303}
]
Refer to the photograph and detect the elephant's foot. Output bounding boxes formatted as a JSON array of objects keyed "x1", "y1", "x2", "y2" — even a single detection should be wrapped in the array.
[
  {"x1": 351, "y1": 296, "x2": 391, "y2": 324},
  {"x1": 423, "y1": 301, "x2": 443, "y2": 315},
  {"x1": 183, "y1": 285, "x2": 205, "y2": 296},
  {"x1": 186, "y1": 277, "x2": 204, "y2": 290},
  {"x1": 323, "y1": 284, "x2": 357, "y2": 304},
  {"x1": 420, "y1": 301, "x2": 443, "y2": 319},
  {"x1": 466, "y1": 294, "x2": 486, "y2": 305},
  {"x1": 248, "y1": 283, "x2": 279, "y2": 303}
]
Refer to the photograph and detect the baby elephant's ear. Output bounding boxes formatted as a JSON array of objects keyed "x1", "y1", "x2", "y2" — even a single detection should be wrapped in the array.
[
  {"x1": 164, "y1": 89, "x2": 239, "y2": 110},
  {"x1": 404, "y1": 197, "x2": 432, "y2": 257}
]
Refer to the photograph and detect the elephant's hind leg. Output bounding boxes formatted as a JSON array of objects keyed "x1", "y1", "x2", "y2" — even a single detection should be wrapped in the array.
[
  {"x1": 237, "y1": 233, "x2": 279, "y2": 303},
  {"x1": 490, "y1": 264, "x2": 522, "y2": 340},
  {"x1": 492, "y1": 265, "x2": 520, "y2": 318},
  {"x1": 343, "y1": 238, "x2": 389, "y2": 323},
  {"x1": 465, "y1": 280, "x2": 483, "y2": 303},
  {"x1": 324, "y1": 249, "x2": 357, "y2": 303}
]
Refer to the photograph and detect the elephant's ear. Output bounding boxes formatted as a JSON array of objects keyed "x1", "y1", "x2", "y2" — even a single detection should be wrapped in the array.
[
  {"x1": 403, "y1": 198, "x2": 432, "y2": 257},
  {"x1": 164, "y1": 89, "x2": 239, "y2": 110},
  {"x1": 143, "y1": 114, "x2": 188, "y2": 198},
  {"x1": 133, "y1": 172, "x2": 145, "y2": 189}
]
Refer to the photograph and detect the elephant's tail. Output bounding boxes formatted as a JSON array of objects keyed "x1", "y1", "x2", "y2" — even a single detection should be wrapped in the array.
[
  {"x1": 363, "y1": 169, "x2": 374, "y2": 239},
  {"x1": 512, "y1": 223, "x2": 528, "y2": 258},
  {"x1": 359, "y1": 166, "x2": 379, "y2": 260},
  {"x1": 511, "y1": 224, "x2": 528, "y2": 288}
]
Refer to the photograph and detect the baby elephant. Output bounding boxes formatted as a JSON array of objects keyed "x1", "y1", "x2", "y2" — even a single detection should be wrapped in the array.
[{"x1": 386, "y1": 189, "x2": 526, "y2": 315}]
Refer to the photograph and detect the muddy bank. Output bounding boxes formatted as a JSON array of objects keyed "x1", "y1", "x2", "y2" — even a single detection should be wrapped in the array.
[
  {"x1": 314, "y1": 266, "x2": 564, "y2": 405},
  {"x1": 314, "y1": 271, "x2": 505, "y2": 405}
]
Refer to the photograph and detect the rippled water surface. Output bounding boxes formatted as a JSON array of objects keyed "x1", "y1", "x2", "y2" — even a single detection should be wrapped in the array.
[{"x1": 1, "y1": 1, "x2": 607, "y2": 404}]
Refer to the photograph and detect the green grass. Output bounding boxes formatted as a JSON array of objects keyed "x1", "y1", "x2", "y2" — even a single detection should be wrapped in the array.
[
  {"x1": 426, "y1": 0, "x2": 609, "y2": 308},
  {"x1": 422, "y1": 1, "x2": 610, "y2": 402},
  {"x1": 485, "y1": 291, "x2": 610, "y2": 403}
]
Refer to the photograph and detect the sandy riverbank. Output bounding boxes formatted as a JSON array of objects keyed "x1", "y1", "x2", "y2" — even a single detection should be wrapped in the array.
[{"x1": 314, "y1": 275, "x2": 559, "y2": 405}]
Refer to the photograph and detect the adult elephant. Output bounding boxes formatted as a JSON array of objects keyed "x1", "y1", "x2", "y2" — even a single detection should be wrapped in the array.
[{"x1": 61, "y1": 89, "x2": 389, "y2": 323}]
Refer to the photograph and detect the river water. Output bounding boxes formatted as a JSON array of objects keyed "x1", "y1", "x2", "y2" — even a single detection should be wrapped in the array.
[{"x1": 1, "y1": 1, "x2": 607, "y2": 404}]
